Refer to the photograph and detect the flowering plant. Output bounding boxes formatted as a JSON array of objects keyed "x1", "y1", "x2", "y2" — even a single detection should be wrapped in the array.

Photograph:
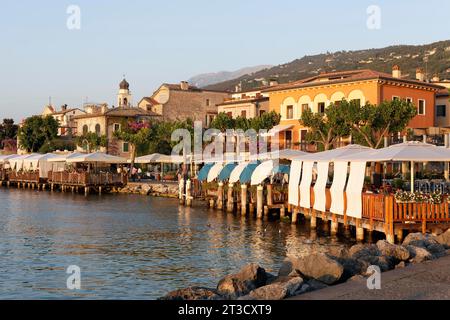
[
  {"x1": 394, "y1": 190, "x2": 413, "y2": 203},
  {"x1": 412, "y1": 191, "x2": 428, "y2": 203},
  {"x1": 428, "y1": 191, "x2": 443, "y2": 204}
]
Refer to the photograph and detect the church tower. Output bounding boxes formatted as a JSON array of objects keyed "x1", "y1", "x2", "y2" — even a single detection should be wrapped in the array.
[{"x1": 117, "y1": 78, "x2": 132, "y2": 107}]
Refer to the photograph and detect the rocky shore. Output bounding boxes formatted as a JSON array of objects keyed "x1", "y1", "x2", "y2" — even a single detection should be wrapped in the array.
[
  {"x1": 116, "y1": 182, "x2": 179, "y2": 197},
  {"x1": 159, "y1": 229, "x2": 450, "y2": 300}
]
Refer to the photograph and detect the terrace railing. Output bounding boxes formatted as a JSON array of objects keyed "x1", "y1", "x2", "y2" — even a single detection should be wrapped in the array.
[{"x1": 48, "y1": 171, "x2": 127, "y2": 186}]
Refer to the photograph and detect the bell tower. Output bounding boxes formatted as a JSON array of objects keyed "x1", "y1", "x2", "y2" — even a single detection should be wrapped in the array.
[{"x1": 117, "y1": 77, "x2": 132, "y2": 107}]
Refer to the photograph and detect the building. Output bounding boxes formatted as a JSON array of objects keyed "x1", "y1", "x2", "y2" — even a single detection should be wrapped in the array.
[
  {"x1": 138, "y1": 81, "x2": 230, "y2": 126},
  {"x1": 73, "y1": 79, "x2": 160, "y2": 158},
  {"x1": 216, "y1": 83, "x2": 275, "y2": 119},
  {"x1": 42, "y1": 104, "x2": 86, "y2": 136},
  {"x1": 262, "y1": 66, "x2": 444, "y2": 149}
]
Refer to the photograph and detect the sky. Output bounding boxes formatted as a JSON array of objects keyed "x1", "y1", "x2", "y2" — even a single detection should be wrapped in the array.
[{"x1": 1, "y1": 0, "x2": 449, "y2": 122}]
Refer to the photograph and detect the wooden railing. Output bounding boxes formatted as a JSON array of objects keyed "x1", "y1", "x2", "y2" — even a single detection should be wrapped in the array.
[
  {"x1": 362, "y1": 193, "x2": 386, "y2": 222},
  {"x1": 48, "y1": 171, "x2": 127, "y2": 186},
  {"x1": 8, "y1": 171, "x2": 40, "y2": 183},
  {"x1": 392, "y1": 197, "x2": 450, "y2": 223}
]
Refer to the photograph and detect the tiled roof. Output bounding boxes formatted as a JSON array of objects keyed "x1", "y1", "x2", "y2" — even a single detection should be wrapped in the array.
[
  {"x1": 53, "y1": 108, "x2": 85, "y2": 115},
  {"x1": 140, "y1": 97, "x2": 160, "y2": 105},
  {"x1": 262, "y1": 69, "x2": 445, "y2": 92},
  {"x1": 217, "y1": 96, "x2": 269, "y2": 106},
  {"x1": 162, "y1": 83, "x2": 230, "y2": 93}
]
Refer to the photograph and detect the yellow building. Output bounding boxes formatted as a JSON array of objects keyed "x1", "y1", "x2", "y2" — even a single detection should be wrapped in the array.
[{"x1": 263, "y1": 67, "x2": 444, "y2": 150}]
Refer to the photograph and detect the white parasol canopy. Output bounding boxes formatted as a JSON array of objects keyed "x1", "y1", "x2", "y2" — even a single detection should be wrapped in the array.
[
  {"x1": 66, "y1": 152, "x2": 127, "y2": 164},
  {"x1": 207, "y1": 162, "x2": 224, "y2": 182},
  {"x1": 250, "y1": 160, "x2": 274, "y2": 186},
  {"x1": 135, "y1": 153, "x2": 191, "y2": 164},
  {"x1": 229, "y1": 162, "x2": 250, "y2": 184},
  {"x1": 0, "y1": 154, "x2": 21, "y2": 164},
  {"x1": 8, "y1": 154, "x2": 39, "y2": 171},
  {"x1": 250, "y1": 149, "x2": 307, "y2": 161},
  {"x1": 292, "y1": 144, "x2": 372, "y2": 162},
  {"x1": 47, "y1": 152, "x2": 85, "y2": 163}
]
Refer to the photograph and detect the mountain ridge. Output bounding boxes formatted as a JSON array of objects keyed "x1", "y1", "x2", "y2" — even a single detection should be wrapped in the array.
[{"x1": 203, "y1": 40, "x2": 450, "y2": 92}]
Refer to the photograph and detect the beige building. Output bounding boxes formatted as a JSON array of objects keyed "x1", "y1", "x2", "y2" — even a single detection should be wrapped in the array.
[
  {"x1": 138, "y1": 81, "x2": 230, "y2": 127},
  {"x1": 74, "y1": 79, "x2": 160, "y2": 158},
  {"x1": 42, "y1": 104, "x2": 86, "y2": 136},
  {"x1": 216, "y1": 85, "x2": 272, "y2": 119}
]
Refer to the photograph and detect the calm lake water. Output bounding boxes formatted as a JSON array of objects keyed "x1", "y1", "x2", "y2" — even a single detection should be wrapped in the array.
[{"x1": 0, "y1": 188, "x2": 355, "y2": 299}]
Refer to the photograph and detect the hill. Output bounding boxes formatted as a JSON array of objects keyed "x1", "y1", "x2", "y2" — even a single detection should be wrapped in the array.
[{"x1": 204, "y1": 40, "x2": 450, "y2": 92}]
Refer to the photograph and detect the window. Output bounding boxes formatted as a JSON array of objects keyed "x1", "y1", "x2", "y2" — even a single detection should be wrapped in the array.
[
  {"x1": 285, "y1": 130, "x2": 292, "y2": 148},
  {"x1": 114, "y1": 123, "x2": 121, "y2": 132},
  {"x1": 206, "y1": 99, "x2": 210, "y2": 107},
  {"x1": 406, "y1": 97, "x2": 413, "y2": 104},
  {"x1": 95, "y1": 124, "x2": 101, "y2": 135},
  {"x1": 418, "y1": 99, "x2": 426, "y2": 115},
  {"x1": 123, "y1": 142, "x2": 129, "y2": 153},
  {"x1": 333, "y1": 101, "x2": 341, "y2": 106},
  {"x1": 226, "y1": 112, "x2": 233, "y2": 118},
  {"x1": 392, "y1": 96, "x2": 400, "y2": 101},
  {"x1": 317, "y1": 102, "x2": 325, "y2": 114},
  {"x1": 259, "y1": 110, "x2": 265, "y2": 117},
  {"x1": 82, "y1": 125, "x2": 88, "y2": 135},
  {"x1": 286, "y1": 105, "x2": 294, "y2": 119},
  {"x1": 241, "y1": 110, "x2": 247, "y2": 118},
  {"x1": 301, "y1": 103, "x2": 310, "y2": 113},
  {"x1": 437, "y1": 105, "x2": 446, "y2": 117},
  {"x1": 351, "y1": 99, "x2": 361, "y2": 107}
]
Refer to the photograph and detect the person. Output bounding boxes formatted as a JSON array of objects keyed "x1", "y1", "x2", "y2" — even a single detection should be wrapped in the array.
[
  {"x1": 131, "y1": 166, "x2": 138, "y2": 182},
  {"x1": 137, "y1": 167, "x2": 142, "y2": 182}
]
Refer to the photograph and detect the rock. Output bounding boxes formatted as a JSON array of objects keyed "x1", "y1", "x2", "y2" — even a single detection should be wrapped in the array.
[
  {"x1": 159, "y1": 286, "x2": 222, "y2": 300},
  {"x1": 355, "y1": 254, "x2": 395, "y2": 272},
  {"x1": 304, "y1": 279, "x2": 329, "y2": 292},
  {"x1": 402, "y1": 233, "x2": 439, "y2": 248},
  {"x1": 376, "y1": 240, "x2": 410, "y2": 261},
  {"x1": 295, "y1": 253, "x2": 344, "y2": 285},
  {"x1": 426, "y1": 243, "x2": 447, "y2": 258},
  {"x1": 278, "y1": 257, "x2": 296, "y2": 277},
  {"x1": 349, "y1": 244, "x2": 380, "y2": 260},
  {"x1": 405, "y1": 245, "x2": 433, "y2": 263},
  {"x1": 248, "y1": 283, "x2": 287, "y2": 300},
  {"x1": 436, "y1": 229, "x2": 450, "y2": 248},
  {"x1": 326, "y1": 246, "x2": 349, "y2": 259},
  {"x1": 349, "y1": 275, "x2": 366, "y2": 282},
  {"x1": 337, "y1": 257, "x2": 369, "y2": 280},
  {"x1": 217, "y1": 263, "x2": 267, "y2": 298},
  {"x1": 395, "y1": 261, "x2": 407, "y2": 269}
]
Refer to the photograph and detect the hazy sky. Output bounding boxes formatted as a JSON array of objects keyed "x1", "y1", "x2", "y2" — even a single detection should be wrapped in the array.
[{"x1": 1, "y1": 0, "x2": 449, "y2": 122}]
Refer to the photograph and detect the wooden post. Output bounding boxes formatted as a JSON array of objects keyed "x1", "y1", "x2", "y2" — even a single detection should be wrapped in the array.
[
  {"x1": 217, "y1": 182, "x2": 224, "y2": 210},
  {"x1": 310, "y1": 209, "x2": 317, "y2": 229},
  {"x1": 241, "y1": 184, "x2": 247, "y2": 216},
  {"x1": 331, "y1": 214, "x2": 338, "y2": 235},
  {"x1": 291, "y1": 208, "x2": 298, "y2": 224},
  {"x1": 84, "y1": 186, "x2": 89, "y2": 196},
  {"x1": 186, "y1": 179, "x2": 192, "y2": 207},
  {"x1": 356, "y1": 219, "x2": 364, "y2": 242},
  {"x1": 227, "y1": 183, "x2": 234, "y2": 212},
  {"x1": 396, "y1": 228, "x2": 404, "y2": 243},
  {"x1": 280, "y1": 205, "x2": 286, "y2": 218},
  {"x1": 99, "y1": 186, "x2": 102, "y2": 195},
  {"x1": 264, "y1": 205, "x2": 269, "y2": 216},
  {"x1": 179, "y1": 178, "x2": 185, "y2": 205},
  {"x1": 209, "y1": 198, "x2": 215, "y2": 209},
  {"x1": 266, "y1": 184, "x2": 273, "y2": 206},
  {"x1": 256, "y1": 185, "x2": 264, "y2": 219}
]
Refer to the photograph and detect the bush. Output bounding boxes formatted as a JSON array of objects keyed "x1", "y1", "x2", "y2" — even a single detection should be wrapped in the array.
[{"x1": 392, "y1": 178, "x2": 405, "y2": 190}]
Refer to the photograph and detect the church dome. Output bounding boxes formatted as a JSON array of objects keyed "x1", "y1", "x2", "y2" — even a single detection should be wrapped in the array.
[{"x1": 119, "y1": 78, "x2": 130, "y2": 90}]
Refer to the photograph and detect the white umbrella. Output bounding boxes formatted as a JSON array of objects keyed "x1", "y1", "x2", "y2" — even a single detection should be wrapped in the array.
[
  {"x1": 334, "y1": 142, "x2": 450, "y2": 192},
  {"x1": 207, "y1": 163, "x2": 224, "y2": 182},
  {"x1": 292, "y1": 144, "x2": 372, "y2": 162},
  {"x1": 229, "y1": 162, "x2": 250, "y2": 184},
  {"x1": 47, "y1": 152, "x2": 85, "y2": 162},
  {"x1": 67, "y1": 152, "x2": 127, "y2": 164},
  {"x1": 9, "y1": 154, "x2": 38, "y2": 171},
  {"x1": 251, "y1": 160, "x2": 274, "y2": 186},
  {"x1": 0, "y1": 154, "x2": 20, "y2": 164},
  {"x1": 250, "y1": 149, "x2": 307, "y2": 161}
]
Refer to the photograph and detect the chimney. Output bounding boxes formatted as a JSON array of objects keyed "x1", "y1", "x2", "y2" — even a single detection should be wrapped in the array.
[
  {"x1": 432, "y1": 74, "x2": 440, "y2": 82},
  {"x1": 392, "y1": 65, "x2": 401, "y2": 78},
  {"x1": 61, "y1": 104, "x2": 68, "y2": 111},
  {"x1": 180, "y1": 81, "x2": 189, "y2": 90},
  {"x1": 416, "y1": 68, "x2": 425, "y2": 82},
  {"x1": 269, "y1": 79, "x2": 279, "y2": 86},
  {"x1": 101, "y1": 104, "x2": 109, "y2": 114}
]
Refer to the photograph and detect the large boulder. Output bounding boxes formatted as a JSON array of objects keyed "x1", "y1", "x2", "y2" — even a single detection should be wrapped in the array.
[
  {"x1": 405, "y1": 245, "x2": 433, "y2": 263},
  {"x1": 217, "y1": 263, "x2": 267, "y2": 298},
  {"x1": 402, "y1": 233, "x2": 439, "y2": 248},
  {"x1": 337, "y1": 257, "x2": 370, "y2": 280},
  {"x1": 248, "y1": 277, "x2": 303, "y2": 300},
  {"x1": 376, "y1": 240, "x2": 410, "y2": 261},
  {"x1": 159, "y1": 286, "x2": 222, "y2": 300},
  {"x1": 295, "y1": 253, "x2": 344, "y2": 285},
  {"x1": 436, "y1": 229, "x2": 450, "y2": 248},
  {"x1": 425, "y1": 243, "x2": 447, "y2": 259},
  {"x1": 349, "y1": 244, "x2": 381, "y2": 260}
]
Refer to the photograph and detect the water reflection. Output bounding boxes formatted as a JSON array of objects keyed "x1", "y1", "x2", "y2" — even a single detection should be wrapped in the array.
[{"x1": 0, "y1": 188, "x2": 355, "y2": 299}]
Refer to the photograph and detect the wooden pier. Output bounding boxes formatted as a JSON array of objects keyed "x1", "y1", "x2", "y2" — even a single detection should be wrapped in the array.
[
  {"x1": 185, "y1": 181, "x2": 450, "y2": 244},
  {"x1": 1, "y1": 170, "x2": 127, "y2": 194}
]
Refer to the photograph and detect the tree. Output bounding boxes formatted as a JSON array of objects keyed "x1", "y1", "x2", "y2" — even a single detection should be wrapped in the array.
[
  {"x1": 114, "y1": 120, "x2": 151, "y2": 173},
  {"x1": 75, "y1": 132, "x2": 107, "y2": 153},
  {"x1": 18, "y1": 115, "x2": 59, "y2": 152},
  {"x1": 300, "y1": 103, "x2": 350, "y2": 150},
  {"x1": 0, "y1": 119, "x2": 18, "y2": 146},
  {"x1": 249, "y1": 111, "x2": 281, "y2": 132},
  {"x1": 210, "y1": 112, "x2": 235, "y2": 132},
  {"x1": 340, "y1": 99, "x2": 417, "y2": 149}
]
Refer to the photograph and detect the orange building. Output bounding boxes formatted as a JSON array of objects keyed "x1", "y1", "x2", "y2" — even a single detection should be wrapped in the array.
[{"x1": 262, "y1": 66, "x2": 444, "y2": 150}]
